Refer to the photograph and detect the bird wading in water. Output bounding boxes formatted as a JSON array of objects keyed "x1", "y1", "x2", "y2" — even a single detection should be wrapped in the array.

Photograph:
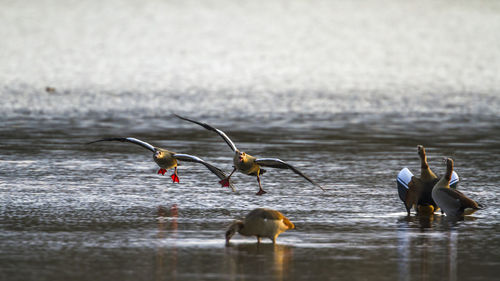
[
  {"x1": 405, "y1": 145, "x2": 439, "y2": 215},
  {"x1": 225, "y1": 208, "x2": 295, "y2": 244},
  {"x1": 431, "y1": 158, "x2": 481, "y2": 218}
]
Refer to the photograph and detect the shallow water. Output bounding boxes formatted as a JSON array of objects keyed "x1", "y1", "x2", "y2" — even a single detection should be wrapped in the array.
[{"x1": 1, "y1": 0, "x2": 500, "y2": 280}]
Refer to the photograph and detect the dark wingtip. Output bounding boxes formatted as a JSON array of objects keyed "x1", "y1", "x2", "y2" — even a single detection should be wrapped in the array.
[
  {"x1": 174, "y1": 114, "x2": 191, "y2": 122},
  {"x1": 86, "y1": 138, "x2": 127, "y2": 145},
  {"x1": 86, "y1": 139, "x2": 104, "y2": 145}
]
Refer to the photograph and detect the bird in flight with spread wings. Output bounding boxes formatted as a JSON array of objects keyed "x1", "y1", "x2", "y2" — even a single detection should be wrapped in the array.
[
  {"x1": 87, "y1": 137, "x2": 235, "y2": 191},
  {"x1": 175, "y1": 115, "x2": 325, "y2": 195}
]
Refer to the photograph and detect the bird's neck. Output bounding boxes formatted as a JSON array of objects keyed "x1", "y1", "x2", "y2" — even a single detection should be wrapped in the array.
[
  {"x1": 235, "y1": 221, "x2": 249, "y2": 235},
  {"x1": 420, "y1": 156, "x2": 437, "y2": 181},
  {"x1": 420, "y1": 167, "x2": 437, "y2": 181},
  {"x1": 444, "y1": 161, "x2": 453, "y2": 182},
  {"x1": 434, "y1": 176, "x2": 450, "y2": 189}
]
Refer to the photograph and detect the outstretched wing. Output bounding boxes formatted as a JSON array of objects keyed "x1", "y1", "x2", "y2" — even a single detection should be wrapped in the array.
[
  {"x1": 86, "y1": 137, "x2": 156, "y2": 152},
  {"x1": 175, "y1": 114, "x2": 238, "y2": 152},
  {"x1": 397, "y1": 167, "x2": 413, "y2": 202},
  {"x1": 173, "y1": 153, "x2": 236, "y2": 192},
  {"x1": 255, "y1": 158, "x2": 325, "y2": 191}
]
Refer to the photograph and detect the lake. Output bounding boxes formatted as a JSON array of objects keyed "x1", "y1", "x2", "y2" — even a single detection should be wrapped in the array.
[{"x1": 1, "y1": 0, "x2": 499, "y2": 280}]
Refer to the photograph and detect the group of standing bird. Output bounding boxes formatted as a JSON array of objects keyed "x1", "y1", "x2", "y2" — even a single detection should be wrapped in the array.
[
  {"x1": 87, "y1": 117, "x2": 482, "y2": 244},
  {"x1": 397, "y1": 145, "x2": 482, "y2": 218}
]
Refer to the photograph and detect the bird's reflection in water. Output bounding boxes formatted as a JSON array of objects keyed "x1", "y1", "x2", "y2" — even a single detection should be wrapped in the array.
[
  {"x1": 156, "y1": 204, "x2": 178, "y2": 281},
  {"x1": 397, "y1": 214, "x2": 460, "y2": 281},
  {"x1": 225, "y1": 243, "x2": 294, "y2": 281},
  {"x1": 417, "y1": 214, "x2": 435, "y2": 229},
  {"x1": 398, "y1": 213, "x2": 438, "y2": 229}
]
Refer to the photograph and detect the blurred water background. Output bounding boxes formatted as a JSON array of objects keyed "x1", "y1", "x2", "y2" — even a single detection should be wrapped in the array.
[{"x1": 1, "y1": 0, "x2": 499, "y2": 280}]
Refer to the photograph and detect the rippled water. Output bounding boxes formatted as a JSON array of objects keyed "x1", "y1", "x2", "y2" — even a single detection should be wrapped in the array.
[{"x1": 1, "y1": 0, "x2": 500, "y2": 280}]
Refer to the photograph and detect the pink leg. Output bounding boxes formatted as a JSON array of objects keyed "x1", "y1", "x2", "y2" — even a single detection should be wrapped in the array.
[
  {"x1": 219, "y1": 168, "x2": 236, "y2": 187},
  {"x1": 255, "y1": 174, "x2": 267, "y2": 195}
]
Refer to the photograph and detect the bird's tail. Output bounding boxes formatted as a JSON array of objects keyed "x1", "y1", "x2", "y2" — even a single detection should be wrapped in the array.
[{"x1": 283, "y1": 217, "x2": 295, "y2": 229}]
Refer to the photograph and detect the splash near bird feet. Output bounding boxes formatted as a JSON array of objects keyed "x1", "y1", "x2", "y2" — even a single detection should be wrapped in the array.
[
  {"x1": 171, "y1": 174, "x2": 180, "y2": 183},
  {"x1": 157, "y1": 168, "x2": 167, "y2": 175}
]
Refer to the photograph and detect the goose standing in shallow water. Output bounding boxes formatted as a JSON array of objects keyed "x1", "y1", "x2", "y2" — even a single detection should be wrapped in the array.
[
  {"x1": 87, "y1": 137, "x2": 235, "y2": 191},
  {"x1": 432, "y1": 158, "x2": 481, "y2": 217},
  {"x1": 175, "y1": 115, "x2": 325, "y2": 195},
  {"x1": 225, "y1": 208, "x2": 295, "y2": 244},
  {"x1": 405, "y1": 145, "x2": 440, "y2": 215}
]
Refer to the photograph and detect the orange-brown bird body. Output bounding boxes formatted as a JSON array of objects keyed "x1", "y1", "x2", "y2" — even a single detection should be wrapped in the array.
[
  {"x1": 225, "y1": 208, "x2": 295, "y2": 244},
  {"x1": 405, "y1": 145, "x2": 439, "y2": 215}
]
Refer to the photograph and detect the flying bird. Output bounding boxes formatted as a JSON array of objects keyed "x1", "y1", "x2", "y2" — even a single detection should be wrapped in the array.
[
  {"x1": 225, "y1": 208, "x2": 295, "y2": 244},
  {"x1": 87, "y1": 137, "x2": 235, "y2": 191},
  {"x1": 175, "y1": 114, "x2": 326, "y2": 195},
  {"x1": 432, "y1": 158, "x2": 481, "y2": 217}
]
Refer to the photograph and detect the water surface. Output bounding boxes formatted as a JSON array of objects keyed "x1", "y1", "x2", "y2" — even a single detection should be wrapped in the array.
[{"x1": 1, "y1": 0, "x2": 500, "y2": 280}]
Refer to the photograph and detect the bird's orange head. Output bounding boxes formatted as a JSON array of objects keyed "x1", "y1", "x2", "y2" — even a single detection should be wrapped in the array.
[
  {"x1": 238, "y1": 151, "x2": 247, "y2": 163},
  {"x1": 154, "y1": 150, "x2": 164, "y2": 159},
  {"x1": 417, "y1": 145, "x2": 426, "y2": 158}
]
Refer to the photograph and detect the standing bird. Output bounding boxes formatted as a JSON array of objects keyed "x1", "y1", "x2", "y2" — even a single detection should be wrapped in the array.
[
  {"x1": 175, "y1": 115, "x2": 325, "y2": 195},
  {"x1": 87, "y1": 137, "x2": 235, "y2": 191},
  {"x1": 405, "y1": 145, "x2": 439, "y2": 215},
  {"x1": 432, "y1": 158, "x2": 481, "y2": 217},
  {"x1": 225, "y1": 208, "x2": 295, "y2": 244}
]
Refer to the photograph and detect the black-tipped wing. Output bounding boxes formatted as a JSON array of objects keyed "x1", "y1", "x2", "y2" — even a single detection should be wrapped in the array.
[
  {"x1": 254, "y1": 158, "x2": 325, "y2": 191},
  {"x1": 175, "y1": 114, "x2": 238, "y2": 152},
  {"x1": 87, "y1": 137, "x2": 156, "y2": 152},
  {"x1": 173, "y1": 153, "x2": 236, "y2": 192}
]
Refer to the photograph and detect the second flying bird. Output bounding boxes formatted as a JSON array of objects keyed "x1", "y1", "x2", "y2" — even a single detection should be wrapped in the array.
[{"x1": 176, "y1": 115, "x2": 326, "y2": 195}]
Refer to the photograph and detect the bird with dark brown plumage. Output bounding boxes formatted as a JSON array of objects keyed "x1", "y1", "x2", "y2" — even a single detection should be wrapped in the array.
[{"x1": 405, "y1": 145, "x2": 439, "y2": 215}]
